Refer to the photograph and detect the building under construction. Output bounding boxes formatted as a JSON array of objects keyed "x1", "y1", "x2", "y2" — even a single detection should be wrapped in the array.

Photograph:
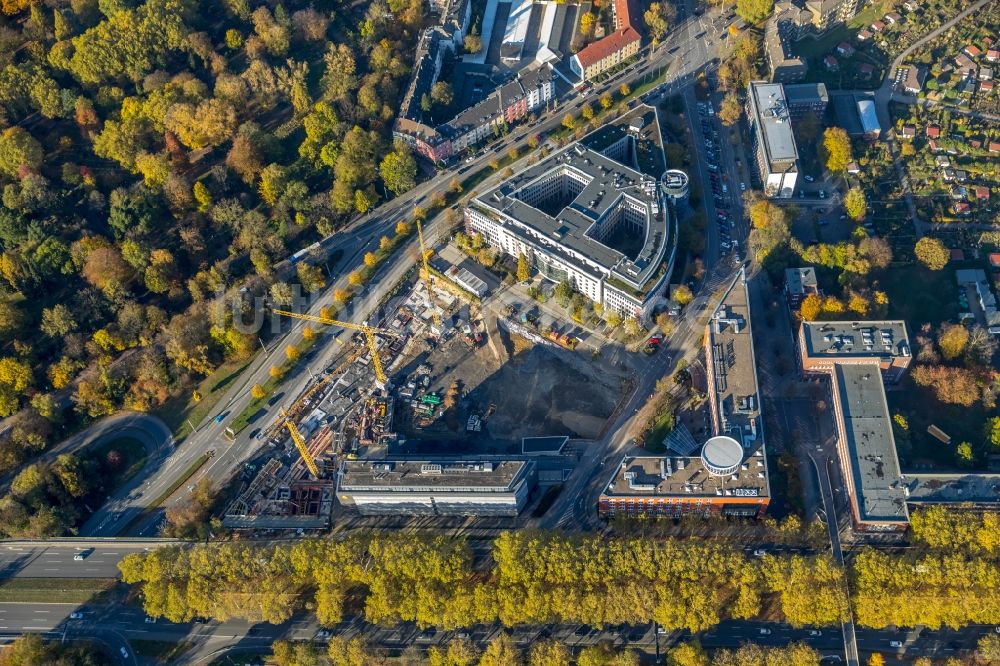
[
  {"x1": 358, "y1": 396, "x2": 395, "y2": 445},
  {"x1": 223, "y1": 459, "x2": 336, "y2": 529}
]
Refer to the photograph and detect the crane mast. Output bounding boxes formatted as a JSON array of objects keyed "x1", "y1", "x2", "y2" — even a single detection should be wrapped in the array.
[
  {"x1": 280, "y1": 407, "x2": 319, "y2": 477},
  {"x1": 270, "y1": 309, "x2": 391, "y2": 387}
]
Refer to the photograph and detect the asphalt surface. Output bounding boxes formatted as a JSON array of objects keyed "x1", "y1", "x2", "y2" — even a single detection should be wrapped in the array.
[
  {"x1": 0, "y1": 543, "x2": 157, "y2": 579},
  {"x1": 2, "y1": 601, "x2": 998, "y2": 666}
]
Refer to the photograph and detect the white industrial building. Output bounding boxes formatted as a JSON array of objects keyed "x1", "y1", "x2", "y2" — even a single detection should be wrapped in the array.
[
  {"x1": 465, "y1": 139, "x2": 676, "y2": 319},
  {"x1": 747, "y1": 81, "x2": 800, "y2": 199},
  {"x1": 336, "y1": 459, "x2": 537, "y2": 516},
  {"x1": 501, "y1": 0, "x2": 532, "y2": 63},
  {"x1": 856, "y1": 98, "x2": 881, "y2": 138}
]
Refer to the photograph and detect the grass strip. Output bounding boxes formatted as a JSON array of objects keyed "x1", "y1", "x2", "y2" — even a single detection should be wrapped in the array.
[
  {"x1": 131, "y1": 639, "x2": 193, "y2": 662},
  {"x1": 228, "y1": 335, "x2": 319, "y2": 435},
  {"x1": 148, "y1": 452, "x2": 212, "y2": 508},
  {"x1": 0, "y1": 578, "x2": 116, "y2": 604}
]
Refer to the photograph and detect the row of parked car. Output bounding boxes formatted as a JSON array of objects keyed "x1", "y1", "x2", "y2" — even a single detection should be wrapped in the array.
[{"x1": 699, "y1": 102, "x2": 742, "y2": 259}]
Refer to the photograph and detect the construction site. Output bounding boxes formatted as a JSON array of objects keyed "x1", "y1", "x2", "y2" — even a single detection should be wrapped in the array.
[
  {"x1": 393, "y1": 313, "x2": 631, "y2": 455},
  {"x1": 223, "y1": 188, "x2": 637, "y2": 529}
]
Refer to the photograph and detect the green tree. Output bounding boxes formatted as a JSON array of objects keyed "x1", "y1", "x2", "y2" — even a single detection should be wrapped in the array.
[
  {"x1": 225, "y1": 28, "x2": 243, "y2": 49},
  {"x1": 956, "y1": 441, "x2": 975, "y2": 466},
  {"x1": 380, "y1": 145, "x2": 418, "y2": 196},
  {"x1": 431, "y1": 81, "x2": 454, "y2": 107},
  {"x1": 0, "y1": 127, "x2": 43, "y2": 177},
  {"x1": 735, "y1": 0, "x2": 774, "y2": 24},
  {"x1": 527, "y1": 640, "x2": 571, "y2": 666},
  {"x1": 718, "y1": 93, "x2": 742, "y2": 126},
  {"x1": 668, "y1": 641, "x2": 709, "y2": 666},
  {"x1": 479, "y1": 634, "x2": 521, "y2": 666},
  {"x1": 40, "y1": 304, "x2": 78, "y2": 337},
  {"x1": 914, "y1": 237, "x2": 949, "y2": 270},
  {"x1": 297, "y1": 263, "x2": 326, "y2": 293},
  {"x1": 554, "y1": 280, "x2": 573, "y2": 306},
  {"x1": 516, "y1": 253, "x2": 531, "y2": 282},
  {"x1": 843, "y1": 187, "x2": 866, "y2": 221},
  {"x1": 821, "y1": 127, "x2": 852, "y2": 173},
  {"x1": 193, "y1": 181, "x2": 212, "y2": 212},
  {"x1": 643, "y1": 2, "x2": 675, "y2": 41},
  {"x1": 937, "y1": 323, "x2": 969, "y2": 360},
  {"x1": 0, "y1": 634, "x2": 52, "y2": 666},
  {"x1": 986, "y1": 417, "x2": 1000, "y2": 450}
]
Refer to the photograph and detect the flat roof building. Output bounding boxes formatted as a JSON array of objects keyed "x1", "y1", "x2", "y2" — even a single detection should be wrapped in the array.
[
  {"x1": 747, "y1": 82, "x2": 799, "y2": 198},
  {"x1": 797, "y1": 319, "x2": 915, "y2": 532},
  {"x1": 601, "y1": 270, "x2": 770, "y2": 519},
  {"x1": 598, "y1": 447, "x2": 770, "y2": 518},
  {"x1": 798, "y1": 320, "x2": 912, "y2": 382},
  {"x1": 785, "y1": 266, "x2": 819, "y2": 307},
  {"x1": 830, "y1": 364, "x2": 909, "y2": 531},
  {"x1": 857, "y1": 98, "x2": 881, "y2": 138},
  {"x1": 784, "y1": 82, "x2": 829, "y2": 116},
  {"x1": 905, "y1": 473, "x2": 1000, "y2": 508},
  {"x1": 501, "y1": 0, "x2": 532, "y2": 63},
  {"x1": 465, "y1": 121, "x2": 675, "y2": 319},
  {"x1": 336, "y1": 459, "x2": 537, "y2": 516}
]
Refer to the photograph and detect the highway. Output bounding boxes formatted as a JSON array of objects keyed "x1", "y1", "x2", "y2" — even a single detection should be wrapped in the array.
[
  {"x1": 1, "y1": 599, "x2": 997, "y2": 666},
  {"x1": 0, "y1": 543, "x2": 158, "y2": 579}
]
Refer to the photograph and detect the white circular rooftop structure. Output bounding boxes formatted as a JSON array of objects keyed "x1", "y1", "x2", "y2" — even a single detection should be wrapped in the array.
[
  {"x1": 702, "y1": 436, "x2": 743, "y2": 476},
  {"x1": 662, "y1": 169, "x2": 690, "y2": 200}
]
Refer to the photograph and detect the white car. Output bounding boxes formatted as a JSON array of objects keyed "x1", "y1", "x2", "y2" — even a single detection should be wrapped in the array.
[
  {"x1": 69, "y1": 612, "x2": 83, "y2": 619},
  {"x1": 145, "y1": 616, "x2": 156, "y2": 624},
  {"x1": 760, "y1": 628, "x2": 772, "y2": 635},
  {"x1": 804, "y1": 175, "x2": 815, "y2": 182},
  {"x1": 316, "y1": 629, "x2": 331, "y2": 638},
  {"x1": 120, "y1": 648, "x2": 129, "y2": 658},
  {"x1": 889, "y1": 641, "x2": 903, "y2": 648},
  {"x1": 809, "y1": 630, "x2": 822, "y2": 636}
]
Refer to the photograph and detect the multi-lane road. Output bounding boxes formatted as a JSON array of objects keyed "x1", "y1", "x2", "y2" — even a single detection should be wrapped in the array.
[
  {"x1": 0, "y1": 542, "x2": 164, "y2": 579},
  {"x1": 2, "y1": 599, "x2": 997, "y2": 666}
]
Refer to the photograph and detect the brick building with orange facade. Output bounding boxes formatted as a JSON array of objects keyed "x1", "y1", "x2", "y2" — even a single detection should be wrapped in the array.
[{"x1": 798, "y1": 320, "x2": 913, "y2": 532}]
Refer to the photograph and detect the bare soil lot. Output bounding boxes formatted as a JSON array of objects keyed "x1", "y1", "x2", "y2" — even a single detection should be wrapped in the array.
[{"x1": 394, "y1": 322, "x2": 630, "y2": 455}]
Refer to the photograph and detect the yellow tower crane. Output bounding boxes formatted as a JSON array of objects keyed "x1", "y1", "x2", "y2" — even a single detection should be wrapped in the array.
[
  {"x1": 416, "y1": 219, "x2": 433, "y2": 294},
  {"x1": 279, "y1": 407, "x2": 319, "y2": 477},
  {"x1": 271, "y1": 310, "x2": 397, "y2": 388},
  {"x1": 416, "y1": 219, "x2": 442, "y2": 326}
]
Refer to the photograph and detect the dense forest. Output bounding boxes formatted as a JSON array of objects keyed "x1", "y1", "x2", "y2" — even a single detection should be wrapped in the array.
[{"x1": 0, "y1": 0, "x2": 424, "y2": 480}]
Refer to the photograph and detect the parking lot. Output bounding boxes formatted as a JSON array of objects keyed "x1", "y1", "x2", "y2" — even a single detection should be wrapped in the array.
[{"x1": 697, "y1": 99, "x2": 745, "y2": 262}]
